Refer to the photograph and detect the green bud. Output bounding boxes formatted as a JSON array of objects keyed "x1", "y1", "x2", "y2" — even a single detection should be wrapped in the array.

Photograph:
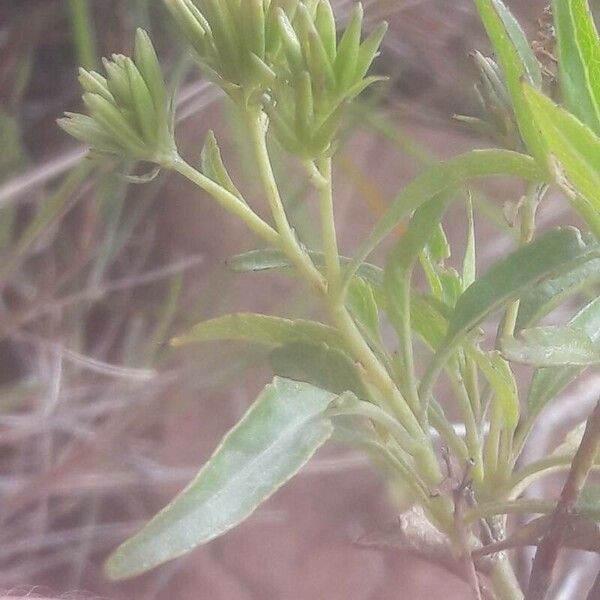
[
  {"x1": 78, "y1": 68, "x2": 114, "y2": 103},
  {"x1": 277, "y1": 8, "x2": 305, "y2": 74},
  {"x1": 164, "y1": 0, "x2": 209, "y2": 56},
  {"x1": 82, "y1": 92, "x2": 146, "y2": 156},
  {"x1": 134, "y1": 29, "x2": 167, "y2": 114},
  {"x1": 103, "y1": 57, "x2": 132, "y2": 109},
  {"x1": 334, "y1": 3, "x2": 363, "y2": 91},
  {"x1": 354, "y1": 21, "x2": 387, "y2": 81},
  {"x1": 58, "y1": 113, "x2": 120, "y2": 155},
  {"x1": 307, "y1": 25, "x2": 336, "y2": 90},
  {"x1": 62, "y1": 34, "x2": 174, "y2": 164},
  {"x1": 466, "y1": 52, "x2": 520, "y2": 149},
  {"x1": 244, "y1": 0, "x2": 266, "y2": 59},
  {"x1": 315, "y1": 0, "x2": 337, "y2": 62},
  {"x1": 296, "y1": 4, "x2": 335, "y2": 88},
  {"x1": 124, "y1": 57, "x2": 158, "y2": 145}
]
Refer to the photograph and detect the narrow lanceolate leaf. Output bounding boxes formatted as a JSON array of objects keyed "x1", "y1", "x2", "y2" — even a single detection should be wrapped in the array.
[
  {"x1": 344, "y1": 150, "x2": 543, "y2": 286},
  {"x1": 270, "y1": 342, "x2": 368, "y2": 398},
  {"x1": 104, "y1": 378, "x2": 336, "y2": 580},
  {"x1": 443, "y1": 227, "x2": 587, "y2": 350},
  {"x1": 501, "y1": 325, "x2": 600, "y2": 367},
  {"x1": 516, "y1": 241, "x2": 600, "y2": 329},
  {"x1": 473, "y1": 0, "x2": 545, "y2": 161},
  {"x1": 228, "y1": 248, "x2": 384, "y2": 287},
  {"x1": 171, "y1": 313, "x2": 346, "y2": 351},
  {"x1": 200, "y1": 131, "x2": 244, "y2": 201},
  {"x1": 347, "y1": 277, "x2": 380, "y2": 342},
  {"x1": 527, "y1": 296, "x2": 600, "y2": 421},
  {"x1": 523, "y1": 84, "x2": 600, "y2": 220},
  {"x1": 409, "y1": 295, "x2": 449, "y2": 350},
  {"x1": 553, "y1": 0, "x2": 600, "y2": 134},
  {"x1": 384, "y1": 193, "x2": 451, "y2": 342},
  {"x1": 462, "y1": 196, "x2": 476, "y2": 289}
]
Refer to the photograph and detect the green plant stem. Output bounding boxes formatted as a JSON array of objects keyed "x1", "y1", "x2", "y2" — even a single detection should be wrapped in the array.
[
  {"x1": 329, "y1": 399, "x2": 419, "y2": 455},
  {"x1": 448, "y1": 364, "x2": 484, "y2": 484},
  {"x1": 510, "y1": 456, "x2": 600, "y2": 497},
  {"x1": 484, "y1": 403, "x2": 502, "y2": 481},
  {"x1": 170, "y1": 155, "x2": 279, "y2": 245},
  {"x1": 466, "y1": 498, "x2": 555, "y2": 522},
  {"x1": 492, "y1": 559, "x2": 525, "y2": 600},
  {"x1": 328, "y1": 304, "x2": 424, "y2": 439},
  {"x1": 315, "y1": 156, "x2": 341, "y2": 290},
  {"x1": 497, "y1": 183, "x2": 542, "y2": 341},
  {"x1": 463, "y1": 354, "x2": 482, "y2": 422},
  {"x1": 244, "y1": 113, "x2": 442, "y2": 485},
  {"x1": 66, "y1": 0, "x2": 97, "y2": 70},
  {"x1": 245, "y1": 111, "x2": 326, "y2": 293},
  {"x1": 398, "y1": 278, "x2": 423, "y2": 419}
]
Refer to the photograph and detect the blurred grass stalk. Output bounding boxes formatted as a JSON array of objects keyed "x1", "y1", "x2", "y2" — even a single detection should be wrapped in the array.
[{"x1": 66, "y1": 0, "x2": 97, "y2": 70}]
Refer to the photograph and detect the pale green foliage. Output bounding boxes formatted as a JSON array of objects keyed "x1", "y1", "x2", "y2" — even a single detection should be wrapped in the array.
[
  {"x1": 59, "y1": 0, "x2": 600, "y2": 596},
  {"x1": 104, "y1": 377, "x2": 336, "y2": 579}
]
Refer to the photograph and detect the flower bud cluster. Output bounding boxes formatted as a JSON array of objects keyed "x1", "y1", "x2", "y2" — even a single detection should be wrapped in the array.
[
  {"x1": 58, "y1": 30, "x2": 175, "y2": 163},
  {"x1": 166, "y1": 0, "x2": 387, "y2": 157},
  {"x1": 457, "y1": 52, "x2": 521, "y2": 150},
  {"x1": 61, "y1": 2, "x2": 387, "y2": 162}
]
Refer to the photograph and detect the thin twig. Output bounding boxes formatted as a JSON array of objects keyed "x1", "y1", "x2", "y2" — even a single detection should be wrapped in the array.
[{"x1": 527, "y1": 399, "x2": 600, "y2": 600}]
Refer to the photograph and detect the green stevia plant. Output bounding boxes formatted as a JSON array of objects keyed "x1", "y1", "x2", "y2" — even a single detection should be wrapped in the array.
[{"x1": 60, "y1": 0, "x2": 600, "y2": 598}]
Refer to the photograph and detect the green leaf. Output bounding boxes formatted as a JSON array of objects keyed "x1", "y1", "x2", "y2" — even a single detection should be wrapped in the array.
[
  {"x1": 523, "y1": 84, "x2": 600, "y2": 229},
  {"x1": 473, "y1": 0, "x2": 545, "y2": 160},
  {"x1": 554, "y1": 422, "x2": 586, "y2": 457},
  {"x1": 334, "y1": 3, "x2": 363, "y2": 90},
  {"x1": 104, "y1": 378, "x2": 336, "y2": 580},
  {"x1": 354, "y1": 21, "x2": 388, "y2": 81},
  {"x1": 171, "y1": 313, "x2": 346, "y2": 351},
  {"x1": 201, "y1": 131, "x2": 244, "y2": 201},
  {"x1": 384, "y1": 193, "x2": 451, "y2": 345},
  {"x1": 427, "y1": 223, "x2": 451, "y2": 264},
  {"x1": 516, "y1": 241, "x2": 600, "y2": 329},
  {"x1": 228, "y1": 248, "x2": 383, "y2": 286},
  {"x1": 468, "y1": 348, "x2": 519, "y2": 431},
  {"x1": 409, "y1": 295, "x2": 449, "y2": 350},
  {"x1": 443, "y1": 228, "x2": 588, "y2": 349},
  {"x1": 270, "y1": 342, "x2": 368, "y2": 398},
  {"x1": 347, "y1": 277, "x2": 381, "y2": 341},
  {"x1": 553, "y1": 0, "x2": 600, "y2": 134},
  {"x1": 344, "y1": 150, "x2": 543, "y2": 286},
  {"x1": 501, "y1": 325, "x2": 600, "y2": 366},
  {"x1": 134, "y1": 29, "x2": 167, "y2": 116},
  {"x1": 462, "y1": 195, "x2": 476, "y2": 289},
  {"x1": 527, "y1": 296, "x2": 600, "y2": 420}
]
